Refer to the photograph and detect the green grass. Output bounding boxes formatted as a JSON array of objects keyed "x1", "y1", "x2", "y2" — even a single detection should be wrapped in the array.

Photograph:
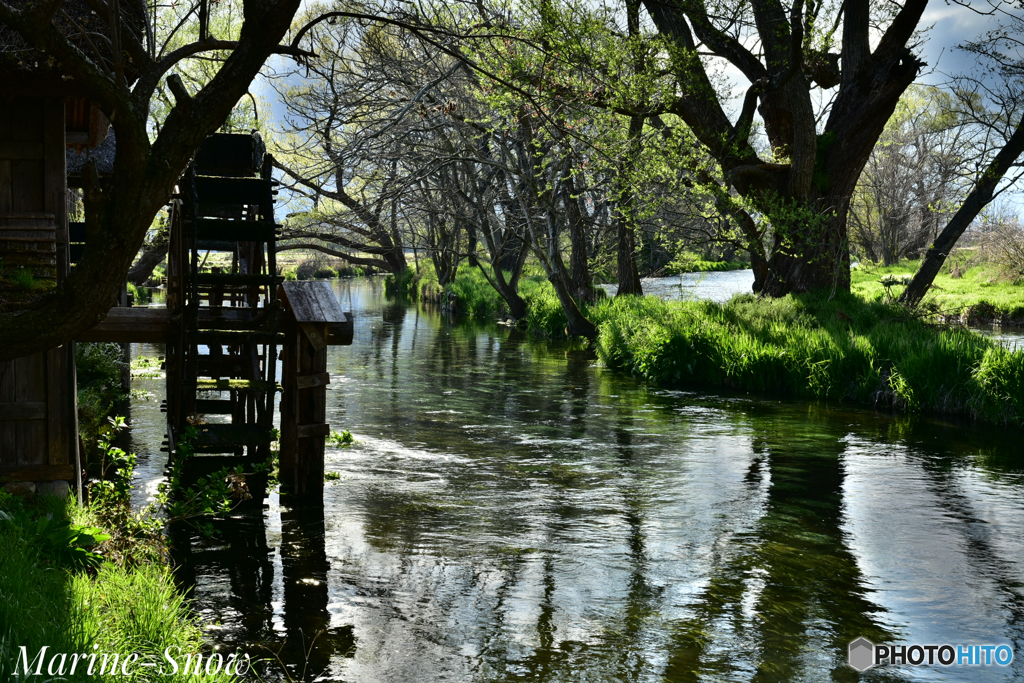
[
  {"x1": 852, "y1": 259, "x2": 1024, "y2": 321},
  {"x1": 589, "y1": 290, "x2": 1024, "y2": 425},
  {"x1": 0, "y1": 494, "x2": 236, "y2": 682}
]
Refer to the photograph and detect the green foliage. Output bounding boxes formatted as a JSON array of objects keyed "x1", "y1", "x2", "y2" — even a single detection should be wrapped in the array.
[
  {"x1": 327, "y1": 429, "x2": 355, "y2": 447},
  {"x1": 447, "y1": 268, "x2": 504, "y2": 319},
  {"x1": 852, "y1": 259, "x2": 1024, "y2": 321},
  {"x1": 76, "y1": 343, "x2": 127, "y2": 468},
  {"x1": 665, "y1": 251, "x2": 748, "y2": 274},
  {"x1": 0, "y1": 502, "x2": 238, "y2": 681},
  {"x1": 126, "y1": 281, "x2": 153, "y2": 305},
  {"x1": 130, "y1": 355, "x2": 163, "y2": 378},
  {"x1": 0, "y1": 501, "x2": 109, "y2": 573},
  {"x1": 384, "y1": 267, "x2": 418, "y2": 297},
  {"x1": 591, "y1": 291, "x2": 1024, "y2": 425},
  {"x1": 10, "y1": 267, "x2": 37, "y2": 290},
  {"x1": 155, "y1": 426, "x2": 245, "y2": 538}
]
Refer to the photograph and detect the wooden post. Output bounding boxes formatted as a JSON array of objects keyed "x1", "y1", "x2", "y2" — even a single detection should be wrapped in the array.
[{"x1": 277, "y1": 281, "x2": 350, "y2": 503}]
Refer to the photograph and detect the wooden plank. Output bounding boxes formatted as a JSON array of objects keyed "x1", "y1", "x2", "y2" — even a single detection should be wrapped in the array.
[
  {"x1": 43, "y1": 99, "x2": 66, "y2": 281},
  {"x1": 296, "y1": 423, "x2": 330, "y2": 439},
  {"x1": 47, "y1": 346, "x2": 67, "y2": 465},
  {"x1": 0, "y1": 141, "x2": 44, "y2": 159},
  {"x1": 196, "y1": 272, "x2": 278, "y2": 286},
  {"x1": 78, "y1": 307, "x2": 174, "y2": 343},
  {"x1": 11, "y1": 99, "x2": 44, "y2": 142},
  {"x1": 0, "y1": 463, "x2": 75, "y2": 481},
  {"x1": 299, "y1": 322, "x2": 327, "y2": 351},
  {"x1": 194, "y1": 177, "x2": 271, "y2": 206},
  {"x1": 295, "y1": 372, "x2": 330, "y2": 390},
  {"x1": 280, "y1": 281, "x2": 347, "y2": 323},
  {"x1": 11, "y1": 160, "x2": 44, "y2": 212},
  {"x1": 0, "y1": 402, "x2": 46, "y2": 420},
  {"x1": 0, "y1": 160, "x2": 12, "y2": 213},
  {"x1": 0, "y1": 360, "x2": 16, "y2": 464},
  {"x1": 194, "y1": 218, "x2": 275, "y2": 242},
  {"x1": 15, "y1": 352, "x2": 47, "y2": 466},
  {"x1": 327, "y1": 319, "x2": 354, "y2": 346},
  {"x1": 194, "y1": 133, "x2": 260, "y2": 177},
  {"x1": 195, "y1": 399, "x2": 236, "y2": 414}
]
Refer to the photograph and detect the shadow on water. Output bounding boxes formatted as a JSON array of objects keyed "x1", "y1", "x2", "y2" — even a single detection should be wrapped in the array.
[{"x1": 129, "y1": 276, "x2": 1024, "y2": 682}]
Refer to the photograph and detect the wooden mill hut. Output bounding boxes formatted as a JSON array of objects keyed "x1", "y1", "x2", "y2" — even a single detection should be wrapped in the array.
[{"x1": 0, "y1": 0, "x2": 145, "y2": 495}]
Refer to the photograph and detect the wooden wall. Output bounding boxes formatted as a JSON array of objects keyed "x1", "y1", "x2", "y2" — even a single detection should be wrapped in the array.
[{"x1": 0, "y1": 96, "x2": 77, "y2": 482}]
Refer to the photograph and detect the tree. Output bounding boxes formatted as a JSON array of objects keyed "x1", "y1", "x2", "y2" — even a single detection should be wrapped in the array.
[
  {"x1": 0, "y1": 0, "x2": 306, "y2": 360},
  {"x1": 901, "y1": 2, "x2": 1024, "y2": 305},
  {"x1": 641, "y1": 0, "x2": 929, "y2": 295},
  {"x1": 849, "y1": 86, "x2": 970, "y2": 265}
]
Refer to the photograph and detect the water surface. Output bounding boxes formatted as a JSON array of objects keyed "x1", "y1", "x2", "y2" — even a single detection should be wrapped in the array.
[{"x1": 127, "y1": 275, "x2": 1024, "y2": 682}]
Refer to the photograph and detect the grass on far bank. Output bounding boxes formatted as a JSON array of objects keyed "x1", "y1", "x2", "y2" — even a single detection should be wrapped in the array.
[
  {"x1": 852, "y1": 259, "x2": 1024, "y2": 323},
  {"x1": 590, "y1": 291, "x2": 1024, "y2": 425}
]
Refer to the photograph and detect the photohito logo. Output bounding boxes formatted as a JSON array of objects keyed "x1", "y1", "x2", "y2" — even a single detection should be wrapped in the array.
[{"x1": 848, "y1": 638, "x2": 1014, "y2": 671}]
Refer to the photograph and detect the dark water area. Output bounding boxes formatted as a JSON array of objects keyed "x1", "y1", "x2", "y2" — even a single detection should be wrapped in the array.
[{"x1": 127, "y1": 274, "x2": 1024, "y2": 682}]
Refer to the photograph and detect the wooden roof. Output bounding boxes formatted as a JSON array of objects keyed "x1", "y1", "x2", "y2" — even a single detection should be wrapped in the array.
[{"x1": 280, "y1": 281, "x2": 348, "y2": 324}]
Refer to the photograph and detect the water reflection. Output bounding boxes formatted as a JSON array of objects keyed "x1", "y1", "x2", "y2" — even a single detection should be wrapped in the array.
[{"x1": 129, "y1": 277, "x2": 1024, "y2": 682}]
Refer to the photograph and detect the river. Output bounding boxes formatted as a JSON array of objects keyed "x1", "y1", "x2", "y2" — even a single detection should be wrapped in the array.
[{"x1": 126, "y1": 273, "x2": 1024, "y2": 682}]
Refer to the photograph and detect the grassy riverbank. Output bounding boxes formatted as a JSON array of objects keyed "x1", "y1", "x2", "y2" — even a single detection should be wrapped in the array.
[
  {"x1": 852, "y1": 261, "x2": 1024, "y2": 324},
  {"x1": 0, "y1": 493, "x2": 235, "y2": 681},
  {"x1": 590, "y1": 292, "x2": 1023, "y2": 425},
  {"x1": 391, "y1": 262, "x2": 1024, "y2": 425}
]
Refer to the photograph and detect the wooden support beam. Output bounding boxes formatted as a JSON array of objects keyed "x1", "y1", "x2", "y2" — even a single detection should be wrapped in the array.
[
  {"x1": 0, "y1": 464, "x2": 75, "y2": 481},
  {"x1": 78, "y1": 307, "x2": 174, "y2": 343}
]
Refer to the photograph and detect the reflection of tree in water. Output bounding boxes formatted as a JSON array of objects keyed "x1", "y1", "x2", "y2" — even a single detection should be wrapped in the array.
[
  {"x1": 661, "y1": 413, "x2": 901, "y2": 683},
  {"x1": 901, "y1": 440, "x2": 1024, "y2": 674}
]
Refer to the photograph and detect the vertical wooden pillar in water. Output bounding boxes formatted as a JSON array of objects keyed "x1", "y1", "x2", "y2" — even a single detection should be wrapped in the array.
[
  {"x1": 280, "y1": 320, "x2": 328, "y2": 501},
  {"x1": 278, "y1": 281, "x2": 351, "y2": 503}
]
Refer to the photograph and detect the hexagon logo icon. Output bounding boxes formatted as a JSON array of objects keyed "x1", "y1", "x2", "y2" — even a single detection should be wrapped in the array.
[{"x1": 849, "y1": 638, "x2": 875, "y2": 672}]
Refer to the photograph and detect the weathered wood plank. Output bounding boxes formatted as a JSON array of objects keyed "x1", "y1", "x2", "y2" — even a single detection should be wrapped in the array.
[
  {"x1": 194, "y1": 218, "x2": 276, "y2": 242},
  {"x1": 280, "y1": 281, "x2": 347, "y2": 323},
  {"x1": 0, "y1": 401, "x2": 46, "y2": 420},
  {"x1": 11, "y1": 159, "x2": 44, "y2": 212},
  {"x1": 299, "y1": 322, "x2": 327, "y2": 351},
  {"x1": 43, "y1": 99, "x2": 67, "y2": 280},
  {"x1": 296, "y1": 423, "x2": 330, "y2": 439},
  {"x1": 78, "y1": 307, "x2": 174, "y2": 343},
  {"x1": 0, "y1": 141, "x2": 44, "y2": 159},
  {"x1": 14, "y1": 351, "x2": 47, "y2": 466},
  {"x1": 47, "y1": 346, "x2": 67, "y2": 465},
  {"x1": 0, "y1": 464, "x2": 75, "y2": 481},
  {"x1": 0, "y1": 360, "x2": 16, "y2": 463},
  {"x1": 295, "y1": 372, "x2": 330, "y2": 390},
  {"x1": 0, "y1": 160, "x2": 12, "y2": 213}
]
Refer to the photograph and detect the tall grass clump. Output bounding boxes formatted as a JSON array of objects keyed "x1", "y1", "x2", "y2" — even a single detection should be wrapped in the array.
[
  {"x1": 591, "y1": 291, "x2": 1024, "y2": 424},
  {"x1": 0, "y1": 493, "x2": 236, "y2": 681},
  {"x1": 447, "y1": 267, "x2": 504, "y2": 319}
]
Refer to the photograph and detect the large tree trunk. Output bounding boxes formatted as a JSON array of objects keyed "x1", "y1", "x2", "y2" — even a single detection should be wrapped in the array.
[
  {"x1": 564, "y1": 176, "x2": 598, "y2": 305},
  {"x1": 127, "y1": 238, "x2": 168, "y2": 287}
]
